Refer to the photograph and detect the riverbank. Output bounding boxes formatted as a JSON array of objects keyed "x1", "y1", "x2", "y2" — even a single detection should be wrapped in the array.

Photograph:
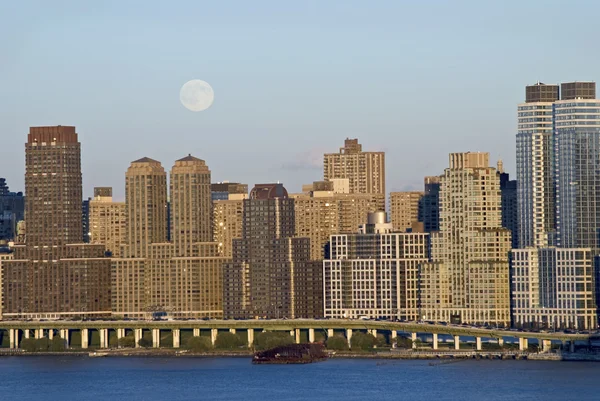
[{"x1": 2, "y1": 348, "x2": 600, "y2": 361}]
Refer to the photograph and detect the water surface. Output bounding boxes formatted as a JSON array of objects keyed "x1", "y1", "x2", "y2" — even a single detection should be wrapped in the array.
[{"x1": 0, "y1": 356, "x2": 596, "y2": 400}]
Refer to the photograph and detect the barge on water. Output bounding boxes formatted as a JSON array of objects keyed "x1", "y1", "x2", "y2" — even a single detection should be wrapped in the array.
[{"x1": 252, "y1": 343, "x2": 328, "y2": 364}]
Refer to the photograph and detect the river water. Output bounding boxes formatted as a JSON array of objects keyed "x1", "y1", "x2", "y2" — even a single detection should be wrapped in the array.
[{"x1": 0, "y1": 356, "x2": 596, "y2": 400}]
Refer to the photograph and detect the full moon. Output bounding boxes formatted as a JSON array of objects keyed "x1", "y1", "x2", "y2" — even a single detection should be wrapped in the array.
[{"x1": 180, "y1": 79, "x2": 214, "y2": 112}]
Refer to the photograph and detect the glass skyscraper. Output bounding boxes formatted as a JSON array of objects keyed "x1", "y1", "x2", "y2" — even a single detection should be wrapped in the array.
[{"x1": 554, "y1": 98, "x2": 600, "y2": 249}]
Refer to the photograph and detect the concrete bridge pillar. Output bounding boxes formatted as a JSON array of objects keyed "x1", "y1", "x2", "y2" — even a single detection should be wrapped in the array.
[
  {"x1": 9, "y1": 329, "x2": 16, "y2": 349},
  {"x1": 193, "y1": 328, "x2": 200, "y2": 337},
  {"x1": 61, "y1": 329, "x2": 69, "y2": 347},
  {"x1": 542, "y1": 339, "x2": 552, "y2": 353},
  {"x1": 570, "y1": 341, "x2": 575, "y2": 353},
  {"x1": 476, "y1": 337, "x2": 482, "y2": 351},
  {"x1": 295, "y1": 329, "x2": 301, "y2": 344},
  {"x1": 24, "y1": 329, "x2": 30, "y2": 339},
  {"x1": 432, "y1": 333, "x2": 438, "y2": 350},
  {"x1": 211, "y1": 329, "x2": 218, "y2": 346},
  {"x1": 99, "y1": 329, "x2": 108, "y2": 348},
  {"x1": 391, "y1": 330, "x2": 397, "y2": 341},
  {"x1": 454, "y1": 335, "x2": 460, "y2": 350},
  {"x1": 247, "y1": 329, "x2": 254, "y2": 348},
  {"x1": 152, "y1": 328, "x2": 160, "y2": 348},
  {"x1": 519, "y1": 337, "x2": 528, "y2": 351},
  {"x1": 308, "y1": 328, "x2": 315, "y2": 343},
  {"x1": 134, "y1": 328, "x2": 142, "y2": 348},
  {"x1": 411, "y1": 332, "x2": 417, "y2": 349},
  {"x1": 229, "y1": 328, "x2": 236, "y2": 334},
  {"x1": 35, "y1": 328, "x2": 43, "y2": 339},
  {"x1": 327, "y1": 328, "x2": 334, "y2": 338},
  {"x1": 346, "y1": 329, "x2": 353, "y2": 349},
  {"x1": 81, "y1": 329, "x2": 89, "y2": 349},
  {"x1": 172, "y1": 329, "x2": 180, "y2": 348},
  {"x1": 498, "y1": 337, "x2": 504, "y2": 347},
  {"x1": 48, "y1": 329, "x2": 54, "y2": 340}
]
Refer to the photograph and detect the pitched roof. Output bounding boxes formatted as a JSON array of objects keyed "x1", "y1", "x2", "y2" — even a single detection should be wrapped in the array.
[
  {"x1": 176, "y1": 154, "x2": 205, "y2": 163},
  {"x1": 131, "y1": 157, "x2": 160, "y2": 164}
]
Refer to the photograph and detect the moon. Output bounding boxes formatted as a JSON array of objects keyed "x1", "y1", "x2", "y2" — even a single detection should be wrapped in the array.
[{"x1": 180, "y1": 79, "x2": 214, "y2": 112}]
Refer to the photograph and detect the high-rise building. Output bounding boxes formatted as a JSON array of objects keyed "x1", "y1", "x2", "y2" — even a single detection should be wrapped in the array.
[
  {"x1": 390, "y1": 191, "x2": 423, "y2": 232},
  {"x1": 2, "y1": 126, "x2": 111, "y2": 319},
  {"x1": 123, "y1": 157, "x2": 168, "y2": 258},
  {"x1": 498, "y1": 162, "x2": 518, "y2": 249},
  {"x1": 211, "y1": 182, "x2": 248, "y2": 201},
  {"x1": 554, "y1": 86, "x2": 600, "y2": 249},
  {"x1": 292, "y1": 180, "x2": 383, "y2": 260},
  {"x1": 89, "y1": 187, "x2": 126, "y2": 257},
  {"x1": 112, "y1": 155, "x2": 225, "y2": 319},
  {"x1": 213, "y1": 198, "x2": 245, "y2": 258},
  {"x1": 82, "y1": 197, "x2": 91, "y2": 243},
  {"x1": 0, "y1": 178, "x2": 24, "y2": 242},
  {"x1": 418, "y1": 176, "x2": 440, "y2": 232},
  {"x1": 170, "y1": 155, "x2": 212, "y2": 256},
  {"x1": 512, "y1": 248, "x2": 597, "y2": 330},
  {"x1": 512, "y1": 80, "x2": 600, "y2": 330},
  {"x1": 516, "y1": 82, "x2": 559, "y2": 248},
  {"x1": 223, "y1": 184, "x2": 322, "y2": 319},
  {"x1": 323, "y1": 212, "x2": 429, "y2": 320},
  {"x1": 323, "y1": 138, "x2": 385, "y2": 210},
  {"x1": 420, "y1": 152, "x2": 511, "y2": 326}
]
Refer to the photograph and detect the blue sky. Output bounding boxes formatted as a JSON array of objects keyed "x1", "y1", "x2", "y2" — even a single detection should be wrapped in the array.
[{"x1": 1, "y1": 0, "x2": 599, "y2": 200}]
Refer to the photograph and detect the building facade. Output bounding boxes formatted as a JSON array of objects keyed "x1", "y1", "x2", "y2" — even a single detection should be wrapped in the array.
[
  {"x1": 390, "y1": 191, "x2": 423, "y2": 233},
  {"x1": 418, "y1": 176, "x2": 440, "y2": 232},
  {"x1": 223, "y1": 184, "x2": 322, "y2": 319},
  {"x1": 292, "y1": 180, "x2": 384, "y2": 260},
  {"x1": 516, "y1": 82, "x2": 559, "y2": 248},
  {"x1": 2, "y1": 126, "x2": 111, "y2": 319},
  {"x1": 420, "y1": 153, "x2": 511, "y2": 326},
  {"x1": 89, "y1": 187, "x2": 126, "y2": 257},
  {"x1": 323, "y1": 138, "x2": 385, "y2": 210},
  {"x1": 112, "y1": 155, "x2": 224, "y2": 319},
  {"x1": 323, "y1": 212, "x2": 429, "y2": 320},
  {"x1": 0, "y1": 179, "x2": 24, "y2": 242},
  {"x1": 511, "y1": 248, "x2": 597, "y2": 330},
  {"x1": 123, "y1": 157, "x2": 168, "y2": 258}
]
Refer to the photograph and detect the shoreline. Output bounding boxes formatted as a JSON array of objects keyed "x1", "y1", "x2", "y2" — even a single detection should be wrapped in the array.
[{"x1": 2, "y1": 349, "x2": 600, "y2": 362}]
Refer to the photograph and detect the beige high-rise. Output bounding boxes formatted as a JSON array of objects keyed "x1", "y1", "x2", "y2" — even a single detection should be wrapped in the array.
[
  {"x1": 213, "y1": 198, "x2": 245, "y2": 258},
  {"x1": 124, "y1": 157, "x2": 168, "y2": 258},
  {"x1": 389, "y1": 191, "x2": 424, "y2": 232},
  {"x1": 292, "y1": 181, "x2": 383, "y2": 260},
  {"x1": 420, "y1": 152, "x2": 511, "y2": 326},
  {"x1": 170, "y1": 155, "x2": 212, "y2": 256},
  {"x1": 89, "y1": 187, "x2": 126, "y2": 257},
  {"x1": 113, "y1": 156, "x2": 224, "y2": 319},
  {"x1": 323, "y1": 138, "x2": 385, "y2": 210}
]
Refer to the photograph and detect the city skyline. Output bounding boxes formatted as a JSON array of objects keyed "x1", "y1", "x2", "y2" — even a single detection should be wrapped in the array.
[{"x1": 3, "y1": 1, "x2": 600, "y2": 199}]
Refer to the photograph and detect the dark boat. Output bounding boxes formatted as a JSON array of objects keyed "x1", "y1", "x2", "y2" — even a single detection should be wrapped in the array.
[{"x1": 252, "y1": 343, "x2": 328, "y2": 364}]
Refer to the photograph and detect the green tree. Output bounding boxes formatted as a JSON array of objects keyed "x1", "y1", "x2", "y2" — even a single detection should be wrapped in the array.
[
  {"x1": 35, "y1": 338, "x2": 50, "y2": 352},
  {"x1": 186, "y1": 336, "x2": 213, "y2": 352},
  {"x1": 350, "y1": 332, "x2": 376, "y2": 351},
  {"x1": 254, "y1": 331, "x2": 294, "y2": 351},
  {"x1": 118, "y1": 335, "x2": 136, "y2": 348},
  {"x1": 395, "y1": 336, "x2": 413, "y2": 349},
  {"x1": 326, "y1": 335, "x2": 349, "y2": 351},
  {"x1": 20, "y1": 338, "x2": 37, "y2": 352},
  {"x1": 138, "y1": 337, "x2": 152, "y2": 348},
  {"x1": 214, "y1": 332, "x2": 244, "y2": 350},
  {"x1": 375, "y1": 334, "x2": 388, "y2": 348},
  {"x1": 50, "y1": 336, "x2": 66, "y2": 352}
]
